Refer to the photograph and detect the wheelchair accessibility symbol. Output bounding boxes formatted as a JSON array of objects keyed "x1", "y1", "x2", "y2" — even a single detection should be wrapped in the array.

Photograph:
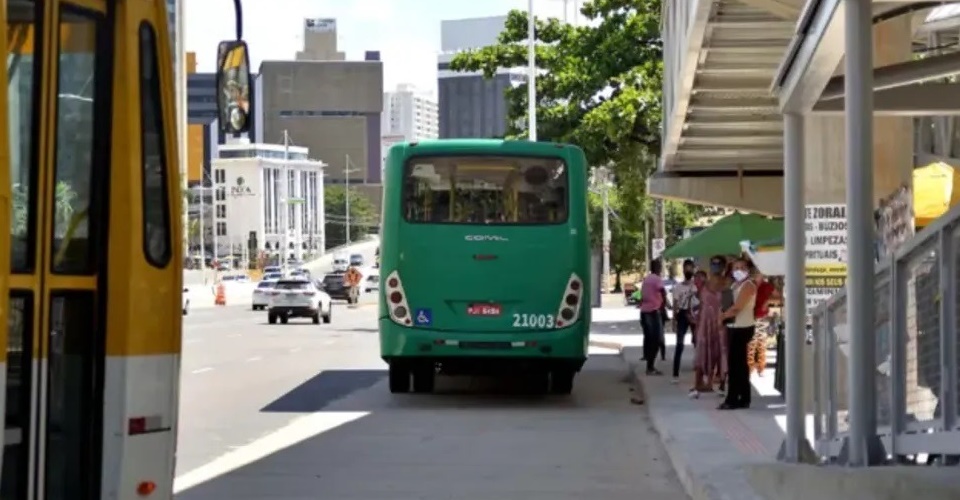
[{"x1": 414, "y1": 308, "x2": 432, "y2": 326}]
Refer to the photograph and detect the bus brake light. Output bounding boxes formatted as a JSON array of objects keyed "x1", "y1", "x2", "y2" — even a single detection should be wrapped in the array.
[
  {"x1": 555, "y1": 273, "x2": 583, "y2": 327},
  {"x1": 385, "y1": 271, "x2": 413, "y2": 325}
]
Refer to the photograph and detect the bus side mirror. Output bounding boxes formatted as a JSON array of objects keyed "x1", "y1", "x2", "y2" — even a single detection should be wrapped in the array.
[{"x1": 215, "y1": 40, "x2": 251, "y2": 135}]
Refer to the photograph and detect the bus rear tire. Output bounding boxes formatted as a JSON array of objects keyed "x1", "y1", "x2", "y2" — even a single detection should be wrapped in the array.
[
  {"x1": 268, "y1": 313, "x2": 277, "y2": 324},
  {"x1": 412, "y1": 365, "x2": 435, "y2": 394},
  {"x1": 389, "y1": 363, "x2": 410, "y2": 393},
  {"x1": 550, "y1": 370, "x2": 575, "y2": 395}
]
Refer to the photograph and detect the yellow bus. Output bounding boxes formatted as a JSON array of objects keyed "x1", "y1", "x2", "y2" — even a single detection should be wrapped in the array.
[{"x1": 0, "y1": 0, "x2": 250, "y2": 498}]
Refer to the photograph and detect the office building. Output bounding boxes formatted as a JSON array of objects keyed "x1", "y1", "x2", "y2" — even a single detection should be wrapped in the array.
[
  {"x1": 257, "y1": 17, "x2": 383, "y2": 208},
  {"x1": 208, "y1": 140, "x2": 326, "y2": 262},
  {"x1": 382, "y1": 84, "x2": 439, "y2": 142},
  {"x1": 438, "y1": 16, "x2": 523, "y2": 139}
]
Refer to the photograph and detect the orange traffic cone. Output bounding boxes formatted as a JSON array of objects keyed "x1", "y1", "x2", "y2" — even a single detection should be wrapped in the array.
[{"x1": 215, "y1": 282, "x2": 226, "y2": 306}]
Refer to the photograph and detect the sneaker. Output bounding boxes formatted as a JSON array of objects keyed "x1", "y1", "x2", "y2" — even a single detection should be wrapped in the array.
[{"x1": 671, "y1": 377, "x2": 680, "y2": 384}]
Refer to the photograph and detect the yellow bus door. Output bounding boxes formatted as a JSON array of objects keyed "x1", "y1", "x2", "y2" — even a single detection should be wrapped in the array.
[{"x1": 3, "y1": 0, "x2": 112, "y2": 498}]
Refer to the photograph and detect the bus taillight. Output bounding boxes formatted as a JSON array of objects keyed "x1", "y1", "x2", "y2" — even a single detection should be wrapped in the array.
[
  {"x1": 385, "y1": 271, "x2": 413, "y2": 325},
  {"x1": 555, "y1": 273, "x2": 583, "y2": 327}
]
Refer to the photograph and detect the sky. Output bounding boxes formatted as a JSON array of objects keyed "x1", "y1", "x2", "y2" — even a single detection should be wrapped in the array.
[{"x1": 185, "y1": 0, "x2": 580, "y2": 95}]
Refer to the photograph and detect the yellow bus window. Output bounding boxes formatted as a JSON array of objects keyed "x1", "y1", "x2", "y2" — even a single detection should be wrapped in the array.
[
  {"x1": 138, "y1": 22, "x2": 171, "y2": 267},
  {"x1": 51, "y1": 7, "x2": 105, "y2": 274},
  {"x1": 1, "y1": 293, "x2": 31, "y2": 499},
  {"x1": 8, "y1": 0, "x2": 39, "y2": 273}
]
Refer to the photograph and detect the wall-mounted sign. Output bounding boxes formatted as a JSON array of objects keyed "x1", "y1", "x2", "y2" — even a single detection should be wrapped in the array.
[
  {"x1": 230, "y1": 176, "x2": 254, "y2": 197},
  {"x1": 305, "y1": 18, "x2": 336, "y2": 33}
]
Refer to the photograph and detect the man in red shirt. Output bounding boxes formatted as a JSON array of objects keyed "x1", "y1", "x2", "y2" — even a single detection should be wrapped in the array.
[{"x1": 639, "y1": 259, "x2": 668, "y2": 375}]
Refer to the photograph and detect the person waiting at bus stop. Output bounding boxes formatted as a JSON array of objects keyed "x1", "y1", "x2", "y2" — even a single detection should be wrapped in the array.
[
  {"x1": 639, "y1": 259, "x2": 668, "y2": 375},
  {"x1": 344, "y1": 265, "x2": 362, "y2": 305}
]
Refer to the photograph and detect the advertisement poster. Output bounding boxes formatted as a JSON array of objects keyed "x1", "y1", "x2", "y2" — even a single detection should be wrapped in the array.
[
  {"x1": 874, "y1": 184, "x2": 914, "y2": 261},
  {"x1": 805, "y1": 204, "x2": 847, "y2": 315}
]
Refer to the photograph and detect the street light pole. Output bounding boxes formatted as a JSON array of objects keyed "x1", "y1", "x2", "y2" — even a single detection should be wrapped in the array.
[
  {"x1": 527, "y1": 0, "x2": 537, "y2": 141},
  {"x1": 345, "y1": 154, "x2": 351, "y2": 245}
]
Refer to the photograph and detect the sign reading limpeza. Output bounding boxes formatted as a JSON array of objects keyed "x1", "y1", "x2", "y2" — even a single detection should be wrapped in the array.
[
  {"x1": 804, "y1": 204, "x2": 847, "y2": 315},
  {"x1": 230, "y1": 176, "x2": 254, "y2": 197}
]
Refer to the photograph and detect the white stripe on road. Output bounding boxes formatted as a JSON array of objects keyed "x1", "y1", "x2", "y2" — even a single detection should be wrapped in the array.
[
  {"x1": 173, "y1": 411, "x2": 369, "y2": 493},
  {"x1": 289, "y1": 347, "x2": 301, "y2": 353},
  {"x1": 191, "y1": 367, "x2": 213, "y2": 374},
  {"x1": 245, "y1": 356, "x2": 262, "y2": 362}
]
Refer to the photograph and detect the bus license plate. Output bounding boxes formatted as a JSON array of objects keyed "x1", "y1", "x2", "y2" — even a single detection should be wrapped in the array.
[{"x1": 467, "y1": 304, "x2": 501, "y2": 316}]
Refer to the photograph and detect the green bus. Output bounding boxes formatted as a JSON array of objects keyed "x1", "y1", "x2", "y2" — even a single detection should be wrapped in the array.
[{"x1": 379, "y1": 139, "x2": 591, "y2": 395}]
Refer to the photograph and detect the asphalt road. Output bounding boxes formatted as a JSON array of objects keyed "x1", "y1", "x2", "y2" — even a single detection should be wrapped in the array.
[{"x1": 174, "y1": 303, "x2": 688, "y2": 499}]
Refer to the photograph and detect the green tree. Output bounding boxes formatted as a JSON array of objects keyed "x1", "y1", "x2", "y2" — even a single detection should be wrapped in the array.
[
  {"x1": 448, "y1": 1, "x2": 712, "y2": 271},
  {"x1": 324, "y1": 186, "x2": 378, "y2": 249}
]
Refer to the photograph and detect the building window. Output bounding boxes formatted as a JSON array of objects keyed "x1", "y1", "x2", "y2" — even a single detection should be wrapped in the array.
[
  {"x1": 216, "y1": 204, "x2": 225, "y2": 219},
  {"x1": 215, "y1": 168, "x2": 225, "y2": 184},
  {"x1": 216, "y1": 222, "x2": 226, "y2": 236},
  {"x1": 215, "y1": 187, "x2": 225, "y2": 201}
]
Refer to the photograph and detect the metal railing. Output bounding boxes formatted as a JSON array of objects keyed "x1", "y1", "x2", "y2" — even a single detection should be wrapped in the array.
[{"x1": 811, "y1": 201, "x2": 960, "y2": 464}]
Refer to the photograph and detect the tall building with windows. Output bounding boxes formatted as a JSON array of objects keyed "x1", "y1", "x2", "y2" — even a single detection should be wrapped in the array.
[
  {"x1": 258, "y1": 17, "x2": 383, "y2": 199},
  {"x1": 208, "y1": 140, "x2": 326, "y2": 262},
  {"x1": 382, "y1": 84, "x2": 438, "y2": 142},
  {"x1": 438, "y1": 16, "x2": 522, "y2": 139}
]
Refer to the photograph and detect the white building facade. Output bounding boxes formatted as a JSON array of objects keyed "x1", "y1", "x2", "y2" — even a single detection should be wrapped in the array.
[
  {"x1": 211, "y1": 142, "x2": 326, "y2": 264},
  {"x1": 381, "y1": 83, "x2": 438, "y2": 142}
]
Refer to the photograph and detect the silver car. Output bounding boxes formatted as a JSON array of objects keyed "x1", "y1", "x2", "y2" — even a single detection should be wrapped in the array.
[{"x1": 252, "y1": 280, "x2": 277, "y2": 310}]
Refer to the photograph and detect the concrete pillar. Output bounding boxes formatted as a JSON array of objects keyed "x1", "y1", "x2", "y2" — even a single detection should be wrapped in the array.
[{"x1": 801, "y1": 15, "x2": 914, "y2": 418}]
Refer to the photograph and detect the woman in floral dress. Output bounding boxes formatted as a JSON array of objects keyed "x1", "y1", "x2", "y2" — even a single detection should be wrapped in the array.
[{"x1": 691, "y1": 259, "x2": 726, "y2": 397}]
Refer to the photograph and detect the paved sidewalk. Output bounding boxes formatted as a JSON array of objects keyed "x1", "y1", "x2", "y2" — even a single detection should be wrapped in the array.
[{"x1": 587, "y1": 309, "x2": 792, "y2": 500}]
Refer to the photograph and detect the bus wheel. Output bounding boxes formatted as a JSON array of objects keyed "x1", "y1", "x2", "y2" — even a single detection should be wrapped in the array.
[
  {"x1": 412, "y1": 365, "x2": 435, "y2": 394},
  {"x1": 550, "y1": 370, "x2": 575, "y2": 395},
  {"x1": 526, "y1": 371, "x2": 550, "y2": 395},
  {"x1": 280, "y1": 315, "x2": 289, "y2": 324},
  {"x1": 389, "y1": 363, "x2": 411, "y2": 393},
  {"x1": 268, "y1": 314, "x2": 277, "y2": 324}
]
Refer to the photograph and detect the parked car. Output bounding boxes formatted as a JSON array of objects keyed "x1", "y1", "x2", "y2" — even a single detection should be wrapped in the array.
[
  {"x1": 267, "y1": 279, "x2": 332, "y2": 324},
  {"x1": 252, "y1": 280, "x2": 277, "y2": 310},
  {"x1": 363, "y1": 270, "x2": 379, "y2": 293},
  {"x1": 349, "y1": 253, "x2": 364, "y2": 266},
  {"x1": 262, "y1": 272, "x2": 283, "y2": 282},
  {"x1": 332, "y1": 254, "x2": 348, "y2": 272},
  {"x1": 320, "y1": 273, "x2": 349, "y2": 302}
]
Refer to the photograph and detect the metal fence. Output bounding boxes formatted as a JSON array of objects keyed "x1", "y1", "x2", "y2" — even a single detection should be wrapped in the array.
[{"x1": 811, "y1": 202, "x2": 960, "y2": 464}]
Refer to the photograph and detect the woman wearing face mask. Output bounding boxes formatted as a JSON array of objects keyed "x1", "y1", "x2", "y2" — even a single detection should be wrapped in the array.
[
  {"x1": 717, "y1": 258, "x2": 758, "y2": 410},
  {"x1": 690, "y1": 258, "x2": 726, "y2": 397}
]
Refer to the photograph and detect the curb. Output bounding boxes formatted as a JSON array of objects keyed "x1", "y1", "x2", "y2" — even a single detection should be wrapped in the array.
[{"x1": 589, "y1": 337, "x2": 722, "y2": 500}]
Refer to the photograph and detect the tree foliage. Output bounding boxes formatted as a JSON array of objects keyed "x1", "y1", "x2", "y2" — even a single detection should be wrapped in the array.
[
  {"x1": 451, "y1": 0, "x2": 705, "y2": 271},
  {"x1": 324, "y1": 186, "x2": 378, "y2": 249}
]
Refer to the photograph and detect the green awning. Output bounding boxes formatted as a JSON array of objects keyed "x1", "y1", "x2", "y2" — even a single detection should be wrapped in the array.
[{"x1": 663, "y1": 212, "x2": 784, "y2": 259}]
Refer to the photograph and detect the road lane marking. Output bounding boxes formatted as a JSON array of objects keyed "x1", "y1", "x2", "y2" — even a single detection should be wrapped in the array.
[
  {"x1": 173, "y1": 411, "x2": 369, "y2": 493},
  {"x1": 245, "y1": 356, "x2": 262, "y2": 362},
  {"x1": 324, "y1": 339, "x2": 336, "y2": 345},
  {"x1": 191, "y1": 367, "x2": 213, "y2": 374},
  {"x1": 289, "y1": 347, "x2": 301, "y2": 353},
  {"x1": 226, "y1": 333, "x2": 241, "y2": 338}
]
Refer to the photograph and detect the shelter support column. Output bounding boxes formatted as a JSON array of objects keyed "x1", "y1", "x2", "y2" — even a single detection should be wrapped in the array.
[
  {"x1": 798, "y1": 14, "x2": 914, "y2": 448},
  {"x1": 779, "y1": 113, "x2": 816, "y2": 463}
]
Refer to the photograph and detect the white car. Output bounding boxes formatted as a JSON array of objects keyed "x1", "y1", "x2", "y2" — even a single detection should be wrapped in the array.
[
  {"x1": 267, "y1": 279, "x2": 332, "y2": 324},
  {"x1": 262, "y1": 272, "x2": 283, "y2": 282},
  {"x1": 251, "y1": 280, "x2": 277, "y2": 310},
  {"x1": 332, "y1": 255, "x2": 348, "y2": 272},
  {"x1": 363, "y1": 271, "x2": 379, "y2": 293},
  {"x1": 182, "y1": 286, "x2": 190, "y2": 315}
]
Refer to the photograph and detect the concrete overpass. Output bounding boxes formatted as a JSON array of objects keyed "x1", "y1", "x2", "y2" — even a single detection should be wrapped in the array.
[{"x1": 653, "y1": 1, "x2": 960, "y2": 215}]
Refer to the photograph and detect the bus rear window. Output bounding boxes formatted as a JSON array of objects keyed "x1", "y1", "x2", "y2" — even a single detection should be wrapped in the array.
[{"x1": 403, "y1": 156, "x2": 567, "y2": 225}]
